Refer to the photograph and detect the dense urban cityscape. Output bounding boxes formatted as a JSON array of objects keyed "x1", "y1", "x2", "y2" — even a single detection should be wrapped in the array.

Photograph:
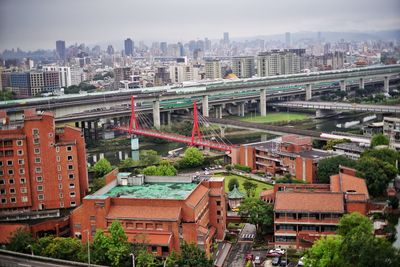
[{"x1": 0, "y1": 0, "x2": 400, "y2": 266}]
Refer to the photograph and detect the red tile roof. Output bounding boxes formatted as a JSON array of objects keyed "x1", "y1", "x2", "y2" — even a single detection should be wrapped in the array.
[
  {"x1": 107, "y1": 206, "x2": 181, "y2": 221},
  {"x1": 129, "y1": 233, "x2": 171, "y2": 246},
  {"x1": 185, "y1": 184, "x2": 209, "y2": 208},
  {"x1": 0, "y1": 224, "x2": 29, "y2": 244},
  {"x1": 330, "y1": 173, "x2": 369, "y2": 200},
  {"x1": 274, "y1": 192, "x2": 344, "y2": 213}
]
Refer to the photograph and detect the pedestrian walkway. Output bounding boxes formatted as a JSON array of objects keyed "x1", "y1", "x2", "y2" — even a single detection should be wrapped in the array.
[{"x1": 214, "y1": 242, "x2": 232, "y2": 267}]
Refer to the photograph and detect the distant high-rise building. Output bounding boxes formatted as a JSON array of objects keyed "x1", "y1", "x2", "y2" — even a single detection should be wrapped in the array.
[
  {"x1": 169, "y1": 64, "x2": 201, "y2": 83},
  {"x1": 204, "y1": 38, "x2": 211, "y2": 51},
  {"x1": 56, "y1": 40, "x2": 66, "y2": 61},
  {"x1": 106, "y1": 45, "x2": 115, "y2": 55},
  {"x1": 124, "y1": 38, "x2": 134, "y2": 56},
  {"x1": 317, "y1": 32, "x2": 322, "y2": 43},
  {"x1": 223, "y1": 32, "x2": 230, "y2": 45},
  {"x1": 257, "y1": 50, "x2": 300, "y2": 77},
  {"x1": 160, "y1": 42, "x2": 168, "y2": 55},
  {"x1": 285, "y1": 32, "x2": 291, "y2": 48},
  {"x1": 231, "y1": 56, "x2": 255, "y2": 78},
  {"x1": 205, "y1": 59, "x2": 222, "y2": 80},
  {"x1": 114, "y1": 67, "x2": 132, "y2": 89},
  {"x1": 154, "y1": 66, "x2": 171, "y2": 86},
  {"x1": 43, "y1": 66, "x2": 71, "y2": 88}
]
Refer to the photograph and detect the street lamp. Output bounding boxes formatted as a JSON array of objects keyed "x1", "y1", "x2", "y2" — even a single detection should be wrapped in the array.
[
  {"x1": 130, "y1": 253, "x2": 135, "y2": 267},
  {"x1": 26, "y1": 245, "x2": 33, "y2": 256},
  {"x1": 84, "y1": 230, "x2": 91, "y2": 266}
]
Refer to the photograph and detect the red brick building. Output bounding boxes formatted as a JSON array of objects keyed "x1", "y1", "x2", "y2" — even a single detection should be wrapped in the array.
[
  {"x1": 231, "y1": 135, "x2": 335, "y2": 183},
  {"x1": 0, "y1": 109, "x2": 88, "y2": 214},
  {"x1": 266, "y1": 166, "x2": 370, "y2": 249},
  {"x1": 70, "y1": 172, "x2": 226, "y2": 257}
]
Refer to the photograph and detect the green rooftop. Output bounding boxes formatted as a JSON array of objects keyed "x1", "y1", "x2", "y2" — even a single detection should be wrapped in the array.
[{"x1": 104, "y1": 182, "x2": 198, "y2": 200}]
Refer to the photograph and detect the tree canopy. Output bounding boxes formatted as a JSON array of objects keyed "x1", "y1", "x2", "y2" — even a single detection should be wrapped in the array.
[
  {"x1": 228, "y1": 177, "x2": 239, "y2": 191},
  {"x1": 92, "y1": 158, "x2": 113, "y2": 178},
  {"x1": 238, "y1": 198, "x2": 273, "y2": 234},
  {"x1": 139, "y1": 150, "x2": 160, "y2": 166},
  {"x1": 242, "y1": 180, "x2": 257, "y2": 197},
  {"x1": 142, "y1": 160, "x2": 178, "y2": 176},
  {"x1": 317, "y1": 155, "x2": 357, "y2": 183},
  {"x1": 178, "y1": 147, "x2": 204, "y2": 168},
  {"x1": 176, "y1": 242, "x2": 213, "y2": 267},
  {"x1": 7, "y1": 228, "x2": 35, "y2": 254},
  {"x1": 370, "y1": 133, "x2": 390, "y2": 148}
]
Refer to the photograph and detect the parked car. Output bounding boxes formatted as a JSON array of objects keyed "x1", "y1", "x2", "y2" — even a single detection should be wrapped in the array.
[
  {"x1": 298, "y1": 257, "x2": 305, "y2": 266},
  {"x1": 271, "y1": 256, "x2": 281, "y2": 266},
  {"x1": 280, "y1": 258, "x2": 289, "y2": 266},
  {"x1": 254, "y1": 256, "x2": 261, "y2": 264},
  {"x1": 267, "y1": 251, "x2": 281, "y2": 257},
  {"x1": 268, "y1": 248, "x2": 285, "y2": 255}
]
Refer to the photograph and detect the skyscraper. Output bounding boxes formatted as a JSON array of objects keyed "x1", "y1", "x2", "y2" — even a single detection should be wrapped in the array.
[
  {"x1": 106, "y1": 45, "x2": 115, "y2": 55},
  {"x1": 223, "y1": 32, "x2": 230, "y2": 45},
  {"x1": 205, "y1": 59, "x2": 222, "y2": 79},
  {"x1": 285, "y1": 32, "x2": 291, "y2": 48},
  {"x1": 231, "y1": 56, "x2": 255, "y2": 78},
  {"x1": 124, "y1": 38, "x2": 134, "y2": 56},
  {"x1": 56, "y1": 40, "x2": 66, "y2": 60}
]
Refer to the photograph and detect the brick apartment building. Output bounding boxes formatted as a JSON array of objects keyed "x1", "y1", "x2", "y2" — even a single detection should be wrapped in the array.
[
  {"x1": 0, "y1": 109, "x2": 88, "y2": 242},
  {"x1": 263, "y1": 166, "x2": 370, "y2": 249},
  {"x1": 71, "y1": 171, "x2": 226, "y2": 256},
  {"x1": 231, "y1": 135, "x2": 335, "y2": 183}
]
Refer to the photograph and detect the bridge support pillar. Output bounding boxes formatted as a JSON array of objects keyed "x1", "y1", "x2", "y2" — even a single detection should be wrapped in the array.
[
  {"x1": 202, "y1": 95, "x2": 209, "y2": 117},
  {"x1": 260, "y1": 88, "x2": 266, "y2": 116},
  {"x1": 340, "y1": 80, "x2": 346, "y2": 92},
  {"x1": 306, "y1": 84, "x2": 312, "y2": 101},
  {"x1": 153, "y1": 100, "x2": 161, "y2": 129},
  {"x1": 261, "y1": 134, "x2": 268, "y2": 142},
  {"x1": 238, "y1": 102, "x2": 245, "y2": 117},
  {"x1": 384, "y1": 76, "x2": 389, "y2": 93},
  {"x1": 359, "y1": 78, "x2": 365, "y2": 90},
  {"x1": 215, "y1": 105, "x2": 223, "y2": 119}
]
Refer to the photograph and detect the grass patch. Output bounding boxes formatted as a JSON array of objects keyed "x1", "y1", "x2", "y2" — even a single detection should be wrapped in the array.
[
  {"x1": 236, "y1": 112, "x2": 309, "y2": 124},
  {"x1": 215, "y1": 173, "x2": 273, "y2": 197}
]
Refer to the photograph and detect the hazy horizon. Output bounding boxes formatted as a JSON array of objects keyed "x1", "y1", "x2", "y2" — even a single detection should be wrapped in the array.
[{"x1": 1, "y1": 0, "x2": 400, "y2": 51}]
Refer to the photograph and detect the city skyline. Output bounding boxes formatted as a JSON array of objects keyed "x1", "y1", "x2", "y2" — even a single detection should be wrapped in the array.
[{"x1": 1, "y1": 0, "x2": 400, "y2": 51}]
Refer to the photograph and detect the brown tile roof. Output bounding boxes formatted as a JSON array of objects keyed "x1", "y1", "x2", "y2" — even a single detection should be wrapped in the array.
[
  {"x1": 260, "y1": 189, "x2": 274, "y2": 197},
  {"x1": 274, "y1": 192, "x2": 344, "y2": 213},
  {"x1": 129, "y1": 233, "x2": 171, "y2": 246},
  {"x1": 0, "y1": 224, "x2": 29, "y2": 244},
  {"x1": 330, "y1": 173, "x2": 369, "y2": 200},
  {"x1": 185, "y1": 184, "x2": 209, "y2": 208},
  {"x1": 107, "y1": 206, "x2": 181, "y2": 221}
]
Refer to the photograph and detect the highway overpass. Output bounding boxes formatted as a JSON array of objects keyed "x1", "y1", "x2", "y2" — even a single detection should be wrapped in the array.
[{"x1": 272, "y1": 101, "x2": 400, "y2": 114}]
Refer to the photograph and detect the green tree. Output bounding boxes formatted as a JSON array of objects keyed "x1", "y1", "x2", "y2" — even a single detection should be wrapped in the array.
[
  {"x1": 179, "y1": 147, "x2": 204, "y2": 168},
  {"x1": 135, "y1": 249, "x2": 157, "y2": 267},
  {"x1": 304, "y1": 235, "x2": 343, "y2": 267},
  {"x1": 238, "y1": 198, "x2": 273, "y2": 234},
  {"x1": 388, "y1": 196, "x2": 399, "y2": 209},
  {"x1": 242, "y1": 180, "x2": 257, "y2": 197},
  {"x1": 142, "y1": 160, "x2": 177, "y2": 176},
  {"x1": 356, "y1": 156, "x2": 397, "y2": 197},
  {"x1": 228, "y1": 178, "x2": 239, "y2": 191},
  {"x1": 40, "y1": 237, "x2": 85, "y2": 262},
  {"x1": 0, "y1": 90, "x2": 14, "y2": 101},
  {"x1": 317, "y1": 155, "x2": 357, "y2": 183},
  {"x1": 119, "y1": 157, "x2": 140, "y2": 168},
  {"x1": 337, "y1": 212, "x2": 373, "y2": 237},
  {"x1": 370, "y1": 133, "x2": 390, "y2": 148},
  {"x1": 361, "y1": 148, "x2": 400, "y2": 168},
  {"x1": 322, "y1": 139, "x2": 350, "y2": 150},
  {"x1": 140, "y1": 150, "x2": 160, "y2": 166},
  {"x1": 92, "y1": 158, "x2": 113, "y2": 178},
  {"x1": 165, "y1": 251, "x2": 179, "y2": 267},
  {"x1": 7, "y1": 228, "x2": 35, "y2": 254},
  {"x1": 177, "y1": 242, "x2": 213, "y2": 267},
  {"x1": 91, "y1": 177, "x2": 106, "y2": 192},
  {"x1": 92, "y1": 221, "x2": 130, "y2": 266}
]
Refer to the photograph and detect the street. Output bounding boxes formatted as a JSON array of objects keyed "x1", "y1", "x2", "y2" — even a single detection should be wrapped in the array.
[{"x1": 223, "y1": 223, "x2": 256, "y2": 267}]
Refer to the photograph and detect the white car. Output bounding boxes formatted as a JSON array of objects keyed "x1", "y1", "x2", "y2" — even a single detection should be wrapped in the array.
[
  {"x1": 298, "y1": 257, "x2": 305, "y2": 266},
  {"x1": 254, "y1": 256, "x2": 261, "y2": 264},
  {"x1": 268, "y1": 248, "x2": 285, "y2": 255}
]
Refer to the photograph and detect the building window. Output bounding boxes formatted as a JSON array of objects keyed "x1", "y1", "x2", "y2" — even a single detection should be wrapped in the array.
[
  {"x1": 58, "y1": 174, "x2": 62, "y2": 180},
  {"x1": 69, "y1": 183, "x2": 75, "y2": 189},
  {"x1": 7, "y1": 160, "x2": 13, "y2": 166},
  {"x1": 48, "y1": 133, "x2": 53, "y2": 137},
  {"x1": 17, "y1": 150, "x2": 23, "y2": 156},
  {"x1": 33, "y1": 138, "x2": 40, "y2": 145},
  {"x1": 10, "y1": 197, "x2": 16, "y2": 203},
  {"x1": 146, "y1": 223, "x2": 154, "y2": 230},
  {"x1": 35, "y1": 157, "x2": 41, "y2": 163},
  {"x1": 9, "y1": 188, "x2": 15, "y2": 194},
  {"x1": 68, "y1": 165, "x2": 74, "y2": 170},
  {"x1": 0, "y1": 179, "x2": 5, "y2": 185},
  {"x1": 20, "y1": 187, "x2": 27, "y2": 194},
  {"x1": 0, "y1": 189, "x2": 5, "y2": 195},
  {"x1": 136, "y1": 223, "x2": 144, "y2": 229},
  {"x1": 90, "y1": 215, "x2": 96, "y2": 221},
  {"x1": 217, "y1": 211, "x2": 221, "y2": 216},
  {"x1": 70, "y1": 201, "x2": 76, "y2": 207},
  {"x1": 1, "y1": 198, "x2": 6, "y2": 204},
  {"x1": 8, "y1": 169, "x2": 14, "y2": 175},
  {"x1": 68, "y1": 174, "x2": 74, "y2": 179},
  {"x1": 36, "y1": 176, "x2": 43, "y2": 182},
  {"x1": 9, "y1": 179, "x2": 14, "y2": 184},
  {"x1": 67, "y1": 146, "x2": 72, "y2": 152},
  {"x1": 20, "y1": 178, "x2": 26, "y2": 184},
  {"x1": 56, "y1": 146, "x2": 60, "y2": 153},
  {"x1": 0, "y1": 161, "x2": 2, "y2": 166},
  {"x1": 32, "y1": 129, "x2": 39, "y2": 135},
  {"x1": 58, "y1": 184, "x2": 62, "y2": 189},
  {"x1": 35, "y1": 167, "x2": 42, "y2": 173},
  {"x1": 216, "y1": 201, "x2": 221, "y2": 206},
  {"x1": 60, "y1": 202, "x2": 64, "y2": 208},
  {"x1": 59, "y1": 193, "x2": 63, "y2": 198},
  {"x1": 38, "y1": 194, "x2": 44, "y2": 200},
  {"x1": 67, "y1": 155, "x2": 73, "y2": 161},
  {"x1": 18, "y1": 159, "x2": 24, "y2": 165},
  {"x1": 57, "y1": 165, "x2": 61, "y2": 171},
  {"x1": 37, "y1": 185, "x2": 43, "y2": 191},
  {"x1": 16, "y1": 140, "x2": 23, "y2": 146},
  {"x1": 19, "y1": 168, "x2": 25, "y2": 175},
  {"x1": 0, "y1": 170, "x2": 3, "y2": 176},
  {"x1": 70, "y1": 192, "x2": 76, "y2": 198},
  {"x1": 156, "y1": 223, "x2": 163, "y2": 230},
  {"x1": 56, "y1": 156, "x2": 60, "y2": 162},
  {"x1": 21, "y1": 196, "x2": 28, "y2": 203},
  {"x1": 34, "y1": 148, "x2": 40, "y2": 154}
]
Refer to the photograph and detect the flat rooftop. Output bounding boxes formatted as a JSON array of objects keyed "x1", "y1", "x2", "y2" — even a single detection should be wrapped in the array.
[{"x1": 104, "y1": 182, "x2": 198, "y2": 200}]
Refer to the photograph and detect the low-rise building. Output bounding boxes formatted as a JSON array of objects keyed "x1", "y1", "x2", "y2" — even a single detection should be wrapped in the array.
[{"x1": 70, "y1": 172, "x2": 226, "y2": 256}]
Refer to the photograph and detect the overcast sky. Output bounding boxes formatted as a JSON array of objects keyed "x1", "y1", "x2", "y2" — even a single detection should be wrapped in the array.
[{"x1": 1, "y1": 0, "x2": 399, "y2": 51}]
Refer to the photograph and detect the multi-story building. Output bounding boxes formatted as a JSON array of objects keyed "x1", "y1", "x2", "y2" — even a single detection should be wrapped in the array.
[
  {"x1": 204, "y1": 59, "x2": 222, "y2": 80},
  {"x1": 10, "y1": 72, "x2": 30, "y2": 97},
  {"x1": 71, "y1": 172, "x2": 226, "y2": 256},
  {"x1": 70, "y1": 67, "x2": 84, "y2": 86},
  {"x1": 124, "y1": 38, "x2": 134, "y2": 57},
  {"x1": 43, "y1": 71, "x2": 61, "y2": 92},
  {"x1": 231, "y1": 56, "x2": 255, "y2": 78},
  {"x1": 257, "y1": 50, "x2": 300, "y2": 77},
  {"x1": 154, "y1": 66, "x2": 171, "y2": 86},
  {"x1": 0, "y1": 109, "x2": 88, "y2": 213},
  {"x1": 272, "y1": 166, "x2": 370, "y2": 249},
  {"x1": 29, "y1": 71, "x2": 44, "y2": 96},
  {"x1": 43, "y1": 66, "x2": 71, "y2": 88},
  {"x1": 169, "y1": 64, "x2": 201, "y2": 83},
  {"x1": 231, "y1": 135, "x2": 335, "y2": 183},
  {"x1": 56, "y1": 40, "x2": 66, "y2": 61},
  {"x1": 114, "y1": 67, "x2": 132, "y2": 89},
  {"x1": 383, "y1": 117, "x2": 400, "y2": 150}
]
